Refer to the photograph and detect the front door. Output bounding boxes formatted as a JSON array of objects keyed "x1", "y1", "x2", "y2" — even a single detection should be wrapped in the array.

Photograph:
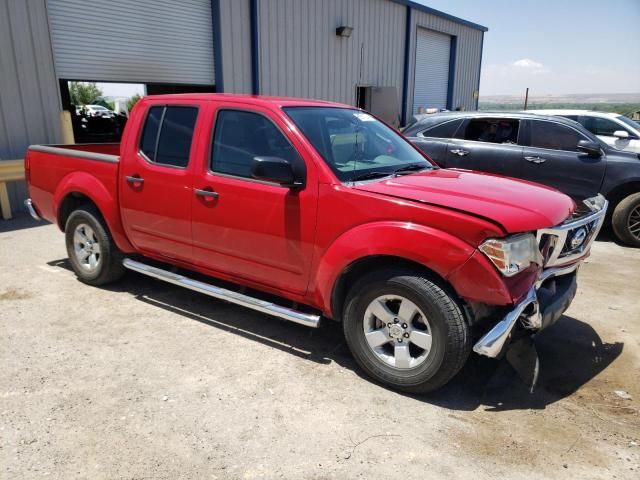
[
  {"x1": 191, "y1": 105, "x2": 318, "y2": 295},
  {"x1": 519, "y1": 119, "x2": 606, "y2": 200},
  {"x1": 120, "y1": 104, "x2": 200, "y2": 262}
]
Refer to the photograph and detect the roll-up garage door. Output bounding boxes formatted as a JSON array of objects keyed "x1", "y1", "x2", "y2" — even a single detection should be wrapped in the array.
[
  {"x1": 47, "y1": 0, "x2": 215, "y2": 85},
  {"x1": 413, "y1": 28, "x2": 451, "y2": 113}
]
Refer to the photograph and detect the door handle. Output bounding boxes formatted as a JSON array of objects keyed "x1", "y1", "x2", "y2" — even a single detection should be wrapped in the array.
[
  {"x1": 125, "y1": 175, "x2": 144, "y2": 184},
  {"x1": 194, "y1": 188, "x2": 219, "y2": 199},
  {"x1": 524, "y1": 156, "x2": 546, "y2": 164},
  {"x1": 450, "y1": 149, "x2": 469, "y2": 156}
]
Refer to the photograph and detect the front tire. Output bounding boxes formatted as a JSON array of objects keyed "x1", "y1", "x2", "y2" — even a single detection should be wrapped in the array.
[
  {"x1": 612, "y1": 192, "x2": 640, "y2": 248},
  {"x1": 65, "y1": 205, "x2": 125, "y2": 285},
  {"x1": 343, "y1": 268, "x2": 471, "y2": 394}
]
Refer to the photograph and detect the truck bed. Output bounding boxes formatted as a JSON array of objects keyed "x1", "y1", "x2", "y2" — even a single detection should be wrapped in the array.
[{"x1": 25, "y1": 143, "x2": 121, "y2": 227}]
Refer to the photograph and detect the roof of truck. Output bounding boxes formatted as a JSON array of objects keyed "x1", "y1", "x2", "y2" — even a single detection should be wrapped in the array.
[{"x1": 141, "y1": 93, "x2": 351, "y2": 109}]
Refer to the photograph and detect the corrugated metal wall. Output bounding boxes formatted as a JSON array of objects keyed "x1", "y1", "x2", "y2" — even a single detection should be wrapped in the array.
[
  {"x1": 257, "y1": 0, "x2": 406, "y2": 108},
  {"x1": 407, "y1": 9, "x2": 483, "y2": 115},
  {"x1": 219, "y1": 0, "x2": 252, "y2": 93},
  {"x1": 0, "y1": 0, "x2": 61, "y2": 213},
  {"x1": 47, "y1": 0, "x2": 215, "y2": 85}
]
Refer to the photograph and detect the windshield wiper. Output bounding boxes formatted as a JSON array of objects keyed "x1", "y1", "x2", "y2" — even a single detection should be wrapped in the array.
[
  {"x1": 392, "y1": 163, "x2": 431, "y2": 175},
  {"x1": 350, "y1": 171, "x2": 393, "y2": 182}
]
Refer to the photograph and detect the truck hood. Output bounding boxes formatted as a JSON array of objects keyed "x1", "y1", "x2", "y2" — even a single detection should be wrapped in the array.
[{"x1": 354, "y1": 168, "x2": 575, "y2": 233}]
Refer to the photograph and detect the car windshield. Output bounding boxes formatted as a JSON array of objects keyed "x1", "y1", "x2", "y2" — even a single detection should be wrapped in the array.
[
  {"x1": 284, "y1": 107, "x2": 432, "y2": 182},
  {"x1": 616, "y1": 115, "x2": 640, "y2": 131}
]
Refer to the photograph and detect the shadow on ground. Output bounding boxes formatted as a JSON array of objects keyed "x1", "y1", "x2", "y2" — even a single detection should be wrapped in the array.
[
  {"x1": 47, "y1": 257, "x2": 624, "y2": 412},
  {"x1": 0, "y1": 213, "x2": 51, "y2": 233}
]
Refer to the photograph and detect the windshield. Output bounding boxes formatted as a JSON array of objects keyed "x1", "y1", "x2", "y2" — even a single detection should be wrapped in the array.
[
  {"x1": 616, "y1": 115, "x2": 640, "y2": 131},
  {"x1": 284, "y1": 107, "x2": 432, "y2": 182}
]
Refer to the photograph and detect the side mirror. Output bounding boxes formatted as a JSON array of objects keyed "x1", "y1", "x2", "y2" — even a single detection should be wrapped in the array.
[
  {"x1": 613, "y1": 130, "x2": 630, "y2": 139},
  {"x1": 576, "y1": 140, "x2": 602, "y2": 157},
  {"x1": 251, "y1": 156, "x2": 302, "y2": 187}
]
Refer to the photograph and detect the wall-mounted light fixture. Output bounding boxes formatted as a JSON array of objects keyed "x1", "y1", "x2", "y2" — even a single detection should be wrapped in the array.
[{"x1": 336, "y1": 26, "x2": 353, "y2": 38}]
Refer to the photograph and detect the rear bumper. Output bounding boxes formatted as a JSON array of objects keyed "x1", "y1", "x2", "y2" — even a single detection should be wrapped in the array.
[
  {"x1": 24, "y1": 198, "x2": 41, "y2": 221},
  {"x1": 473, "y1": 263, "x2": 578, "y2": 358}
]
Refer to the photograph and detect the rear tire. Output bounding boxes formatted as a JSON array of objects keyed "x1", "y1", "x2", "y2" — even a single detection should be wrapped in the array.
[
  {"x1": 343, "y1": 268, "x2": 471, "y2": 394},
  {"x1": 65, "y1": 205, "x2": 125, "y2": 285},
  {"x1": 612, "y1": 192, "x2": 640, "y2": 248}
]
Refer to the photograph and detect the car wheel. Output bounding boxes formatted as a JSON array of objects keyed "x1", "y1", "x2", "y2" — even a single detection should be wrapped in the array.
[
  {"x1": 65, "y1": 205, "x2": 125, "y2": 285},
  {"x1": 612, "y1": 192, "x2": 640, "y2": 248},
  {"x1": 343, "y1": 268, "x2": 471, "y2": 393}
]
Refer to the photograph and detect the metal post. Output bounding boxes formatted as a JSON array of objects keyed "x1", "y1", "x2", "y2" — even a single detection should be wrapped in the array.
[{"x1": 523, "y1": 87, "x2": 529, "y2": 110}]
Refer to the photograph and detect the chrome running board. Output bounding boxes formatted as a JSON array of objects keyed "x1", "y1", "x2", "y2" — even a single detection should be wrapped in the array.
[{"x1": 123, "y1": 258, "x2": 321, "y2": 328}]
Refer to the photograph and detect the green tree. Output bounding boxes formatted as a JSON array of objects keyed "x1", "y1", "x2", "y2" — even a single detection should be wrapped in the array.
[
  {"x1": 69, "y1": 81, "x2": 103, "y2": 106},
  {"x1": 127, "y1": 94, "x2": 142, "y2": 113}
]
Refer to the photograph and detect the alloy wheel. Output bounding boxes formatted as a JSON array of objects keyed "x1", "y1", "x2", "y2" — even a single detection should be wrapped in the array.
[
  {"x1": 73, "y1": 223, "x2": 102, "y2": 272},
  {"x1": 362, "y1": 294, "x2": 433, "y2": 369}
]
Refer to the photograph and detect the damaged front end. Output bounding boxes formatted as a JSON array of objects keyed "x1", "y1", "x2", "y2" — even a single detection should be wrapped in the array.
[{"x1": 472, "y1": 195, "x2": 608, "y2": 390}]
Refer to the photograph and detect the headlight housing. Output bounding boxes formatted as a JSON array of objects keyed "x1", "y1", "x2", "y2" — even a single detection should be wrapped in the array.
[{"x1": 479, "y1": 233, "x2": 542, "y2": 277}]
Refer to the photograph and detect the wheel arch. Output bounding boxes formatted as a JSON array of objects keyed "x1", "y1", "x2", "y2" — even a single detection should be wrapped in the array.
[
  {"x1": 53, "y1": 172, "x2": 134, "y2": 252},
  {"x1": 330, "y1": 255, "x2": 457, "y2": 322},
  {"x1": 604, "y1": 180, "x2": 640, "y2": 212},
  {"x1": 306, "y1": 221, "x2": 478, "y2": 320}
]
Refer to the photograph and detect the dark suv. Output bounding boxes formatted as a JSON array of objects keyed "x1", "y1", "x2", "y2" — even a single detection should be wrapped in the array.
[{"x1": 403, "y1": 112, "x2": 640, "y2": 247}]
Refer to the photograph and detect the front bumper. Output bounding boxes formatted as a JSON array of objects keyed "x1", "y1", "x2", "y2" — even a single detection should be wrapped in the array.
[
  {"x1": 473, "y1": 194, "x2": 607, "y2": 358},
  {"x1": 473, "y1": 264, "x2": 578, "y2": 357}
]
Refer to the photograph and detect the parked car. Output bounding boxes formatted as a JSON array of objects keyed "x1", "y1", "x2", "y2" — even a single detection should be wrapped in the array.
[
  {"x1": 404, "y1": 112, "x2": 640, "y2": 247},
  {"x1": 528, "y1": 109, "x2": 640, "y2": 154},
  {"x1": 24, "y1": 94, "x2": 607, "y2": 393},
  {"x1": 83, "y1": 104, "x2": 115, "y2": 118}
]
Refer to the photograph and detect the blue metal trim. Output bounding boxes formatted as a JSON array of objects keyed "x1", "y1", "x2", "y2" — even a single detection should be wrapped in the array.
[
  {"x1": 211, "y1": 0, "x2": 224, "y2": 92},
  {"x1": 446, "y1": 36, "x2": 457, "y2": 110},
  {"x1": 476, "y1": 32, "x2": 485, "y2": 109},
  {"x1": 401, "y1": 6, "x2": 412, "y2": 125},
  {"x1": 391, "y1": 0, "x2": 488, "y2": 32},
  {"x1": 250, "y1": 0, "x2": 260, "y2": 95}
]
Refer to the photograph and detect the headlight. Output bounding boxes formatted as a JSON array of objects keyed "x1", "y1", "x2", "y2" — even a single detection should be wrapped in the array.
[{"x1": 479, "y1": 233, "x2": 542, "y2": 277}]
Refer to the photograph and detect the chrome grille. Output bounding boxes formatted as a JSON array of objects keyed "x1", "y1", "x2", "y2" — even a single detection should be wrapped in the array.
[{"x1": 536, "y1": 195, "x2": 608, "y2": 268}]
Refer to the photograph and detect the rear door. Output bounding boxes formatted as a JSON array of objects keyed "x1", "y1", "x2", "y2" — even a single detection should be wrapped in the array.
[
  {"x1": 443, "y1": 117, "x2": 523, "y2": 174},
  {"x1": 190, "y1": 103, "x2": 318, "y2": 295},
  {"x1": 519, "y1": 119, "x2": 606, "y2": 199},
  {"x1": 120, "y1": 103, "x2": 200, "y2": 262}
]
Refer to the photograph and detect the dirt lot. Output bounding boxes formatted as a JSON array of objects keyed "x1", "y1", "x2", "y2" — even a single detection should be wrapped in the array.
[{"x1": 1, "y1": 217, "x2": 639, "y2": 479}]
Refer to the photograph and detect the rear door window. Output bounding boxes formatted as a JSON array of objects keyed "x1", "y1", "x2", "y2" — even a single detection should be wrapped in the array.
[
  {"x1": 139, "y1": 105, "x2": 198, "y2": 168},
  {"x1": 421, "y1": 119, "x2": 463, "y2": 139},
  {"x1": 526, "y1": 120, "x2": 586, "y2": 151},
  {"x1": 459, "y1": 118, "x2": 519, "y2": 144}
]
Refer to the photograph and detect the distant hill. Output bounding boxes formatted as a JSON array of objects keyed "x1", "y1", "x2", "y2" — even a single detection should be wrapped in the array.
[{"x1": 479, "y1": 93, "x2": 640, "y2": 116}]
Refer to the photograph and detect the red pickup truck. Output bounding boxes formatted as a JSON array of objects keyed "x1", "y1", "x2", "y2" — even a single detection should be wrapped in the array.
[{"x1": 25, "y1": 94, "x2": 607, "y2": 392}]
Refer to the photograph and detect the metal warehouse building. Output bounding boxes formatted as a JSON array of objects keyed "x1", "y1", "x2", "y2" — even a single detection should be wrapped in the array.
[{"x1": 0, "y1": 0, "x2": 486, "y2": 214}]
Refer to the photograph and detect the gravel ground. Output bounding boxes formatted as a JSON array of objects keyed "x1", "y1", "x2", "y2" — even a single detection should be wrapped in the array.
[{"x1": 1, "y1": 216, "x2": 639, "y2": 479}]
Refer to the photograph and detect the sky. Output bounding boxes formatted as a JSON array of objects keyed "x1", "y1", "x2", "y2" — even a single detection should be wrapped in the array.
[{"x1": 416, "y1": 0, "x2": 640, "y2": 96}]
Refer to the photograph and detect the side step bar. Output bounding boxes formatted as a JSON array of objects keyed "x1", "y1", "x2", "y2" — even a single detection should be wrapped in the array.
[{"x1": 122, "y1": 258, "x2": 321, "y2": 328}]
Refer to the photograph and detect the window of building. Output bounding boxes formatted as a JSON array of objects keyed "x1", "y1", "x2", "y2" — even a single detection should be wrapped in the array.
[
  {"x1": 460, "y1": 118, "x2": 519, "y2": 144},
  {"x1": 528, "y1": 120, "x2": 586, "y2": 152},
  {"x1": 211, "y1": 109, "x2": 303, "y2": 179},
  {"x1": 139, "y1": 106, "x2": 198, "y2": 167}
]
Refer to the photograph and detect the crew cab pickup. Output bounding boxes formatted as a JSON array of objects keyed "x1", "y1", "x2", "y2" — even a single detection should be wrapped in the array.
[{"x1": 25, "y1": 94, "x2": 608, "y2": 393}]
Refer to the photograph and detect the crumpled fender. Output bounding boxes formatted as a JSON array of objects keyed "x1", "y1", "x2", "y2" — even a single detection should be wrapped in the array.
[
  {"x1": 53, "y1": 171, "x2": 134, "y2": 252},
  {"x1": 306, "y1": 221, "x2": 480, "y2": 317}
]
